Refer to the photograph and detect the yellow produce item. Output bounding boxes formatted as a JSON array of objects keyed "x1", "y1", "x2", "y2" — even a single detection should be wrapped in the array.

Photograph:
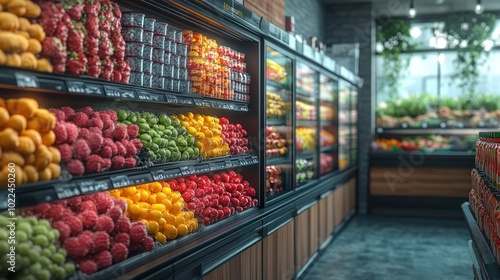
[
  {"x1": 15, "y1": 135, "x2": 35, "y2": 154},
  {"x1": 26, "y1": 23, "x2": 44, "y2": 42},
  {"x1": 20, "y1": 52, "x2": 36, "y2": 69},
  {"x1": 15, "y1": 98, "x2": 38, "y2": 119},
  {"x1": 38, "y1": 167, "x2": 51, "y2": 181},
  {"x1": 23, "y1": 165, "x2": 38, "y2": 183},
  {"x1": 21, "y1": 129, "x2": 41, "y2": 147},
  {"x1": 34, "y1": 144, "x2": 51, "y2": 170},
  {"x1": 5, "y1": 53, "x2": 21, "y2": 67},
  {"x1": 26, "y1": 38, "x2": 41, "y2": 54},
  {"x1": 47, "y1": 162, "x2": 60, "y2": 178},
  {"x1": 0, "y1": 166, "x2": 7, "y2": 186},
  {"x1": 7, "y1": 0, "x2": 27, "y2": 16},
  {"x1": 0, "y1": 12, "x2": 19, "y2": 31},
  {"x1": 36, "y1": 58, "x2": 52, "y2": 73},
  {"x1": 0, "y1": 49, "x2": 5, "y2": 64},
  {"x1": 0, "y1": 127, "x2": 19, "y2": 150},
  {"x1": 0, "y1": 107, "x2": 9, "y2": 127},
  {"x1": 18, "y1": 17, "x2": 29, "y2": 31},
  {"x1": 48, "y1": 146, "x2": 60, "y2": 163},
  {"x1": 40, "y1": 130, "x2": 55, "y2": 146},
  {"x1": 7, "y1": 114, "x2": 26, "y2": 133},
  {"x1": 15, "y1": 30, "x2": 28, "y2": 39},
  {"x1": 0, "y1": 151, "x2": 25, "y2": 166},
  {"x1": 24, "y1": 153, "x2": 34, "y2": 165},
  {"x1": 23, "y1": 1, "x2": 40, "y2": 18}
]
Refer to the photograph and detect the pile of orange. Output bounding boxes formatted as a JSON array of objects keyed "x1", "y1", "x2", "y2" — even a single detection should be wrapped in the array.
[
  {"x1": 0, "y1": 97, "x2": 60, "y2": 186},
  {"x1": 174, "y1": 112, "x2": 229, "y2": 159},
  {"x1": 109, "y1": 182, "x2": 199, "y2": 244}
]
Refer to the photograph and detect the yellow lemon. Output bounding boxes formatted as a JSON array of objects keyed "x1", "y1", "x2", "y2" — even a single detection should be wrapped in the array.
[
  {"x1": 177, "y1": 224, "x2": 189, "y2": 237},
  {"x1": 155, "y1": 232, "x2": 167, "y2": 244}
]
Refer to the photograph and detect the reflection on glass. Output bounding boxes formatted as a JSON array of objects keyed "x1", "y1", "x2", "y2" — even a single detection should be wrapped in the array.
[
  {"x1": 265, "y1": 46, "x2": 293, "y2": 198},
  {"x1": 319, "y1": 74, "x2": 338, "y2": 175},
  {"x1": 339, "y1": 81, "x2": 351, "y2": 169},
  {"x1": 296, "y1": 62, "x2": 318, "y2": 187}
]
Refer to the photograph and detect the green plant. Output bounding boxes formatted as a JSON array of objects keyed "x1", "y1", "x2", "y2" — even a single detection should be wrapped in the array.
[
  {"x1": 376, "y1": 19, "x2": 417, "y2": 99},
  {"x1": 378, "y1": 93, "x2": 437, "y2": 118},
  {"x1": 440, "y1": 13, "x2": 496, "y2": 95}
]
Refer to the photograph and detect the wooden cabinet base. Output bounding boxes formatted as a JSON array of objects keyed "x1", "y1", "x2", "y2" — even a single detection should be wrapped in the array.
[
  {"x1": 370, "y1": 167, "x2": 470, "y2": 197},
  {"x1": 205, "y1": 241, "x2": 263, "y2": 280}
]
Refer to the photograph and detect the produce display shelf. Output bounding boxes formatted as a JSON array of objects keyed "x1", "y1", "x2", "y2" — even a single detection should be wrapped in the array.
[
  {"x1": 267, "y1": 119, "x2": 288, "y2": 126},
  {"x1": 0, "y1": 65, "x2": 249, "y2": 112},
  {"x1": 296, "y1": 93, "x2": 315, "y2": 103},
  {"x1": 321, "y1": 145, "x2": 337, "y2": 152},
  {"x1": 376, "y1": 127, "x2": 499, "y2": 135},
  {"x1": 267, "y1": 156, "x2": 290, "y2": 165},
  {"x1": 0, "y1": 155, "x2": 258, "y2": 211},
  {"x1": 297, "y1": 149, "x2": 317, "y2": 159},
  {"x1": 267, "y1": 80, "x2": 291, "y2": 91},
  {"x1": 297, "y1": 119, "x2": 317, "y2": 126},
  {"x1": 462, "y1": 202, "x2": 500, "y2": 280},
  {"x1": 296, "y1": 88, "x2": 314, "y2": 98},
  {"x1": 320, "y1": 120, "x2": 335, "y2": 126},
  {"x1": 369, "y1": 151, "x2": 475, "y2": 168}
]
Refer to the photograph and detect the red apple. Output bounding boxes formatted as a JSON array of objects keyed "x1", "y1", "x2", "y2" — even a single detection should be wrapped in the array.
[
  {"x1": 219, "y1": 196, "x2": 230, "y2": 207},
  {"x1": 230, "y1": 197, "x2": 240, "y2": 206}
]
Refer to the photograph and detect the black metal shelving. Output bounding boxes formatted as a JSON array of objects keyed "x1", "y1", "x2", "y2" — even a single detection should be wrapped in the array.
[{"x1": 462, "y1": 202, "x2": 500, "y2": 280}]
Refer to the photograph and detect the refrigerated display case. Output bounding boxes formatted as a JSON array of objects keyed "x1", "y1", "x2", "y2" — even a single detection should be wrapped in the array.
[
  {"x1": 265, "y1": 45, "x2": 294, "y2": 200},
  {"x1": 349, "y1": 86, "x2": 358, "y2": 164},
  {"x1": 295, "y1": 61, "x2": 318, "y2": 187},
  {"x1": 339, "y1": 80, "x2": 351, "y2": 169},
  {"x1": 319, "y1": 74, "x2": 338, "y2": 175}
]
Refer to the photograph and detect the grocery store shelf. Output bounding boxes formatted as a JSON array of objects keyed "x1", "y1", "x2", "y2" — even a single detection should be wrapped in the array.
[
  {"x1": 0, "y1": 155, "x2": 258, "y2": 211},
  {"x1": 376, "y1": 127, "x2": 499, "y2": 135},
  {"x1": 296, "y1": 93, "x2": 315, "y2": 104},
  {"x1": 297, "y1": 119, "x2": 317, "y2": 126},
  {"x1": 369, "y1": 151, "x2": 475, "y2": 168},
  {"x1": 297, "y1": 149, "x2": 317, "y2": 159},
  {"x1": 320, "y1": 120, "x2": 335, "y2": 126},
  {"x1": 462, "y1": 202, "x2": 500, "y2": 280},
  {"x1": 321, "y1": 145, "x2": 337, "y2": 152},
  {"x1": 267, "y1": 156, "x2": 290, "y2": 165},
  {"x1": 296, "y1": 88, "x2": 314, "y2": 97},
  {"x1": 266, "y1": 119, "x2": 288, "y2": 126},
  {"x1": 267, "y1": 80, "x2": 291, "y2": 91},
  {"x1": 0, "y1": 65, "x2": 249, "y2": 112}
]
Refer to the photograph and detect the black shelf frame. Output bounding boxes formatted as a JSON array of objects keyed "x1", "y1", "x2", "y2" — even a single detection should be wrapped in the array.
[
  {"x1": 0, "y1": 155, "x2": 258, "y2": 211},
  {"x1": 462, "y1": 202, "x2": 500, "y2": 280},
  {"x1": 376, "y1": 127, "x2": 498, "y2": 135}
]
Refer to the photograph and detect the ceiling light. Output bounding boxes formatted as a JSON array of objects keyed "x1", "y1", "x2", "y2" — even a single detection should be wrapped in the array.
[
  {"x1": 475, "y1": 0, "x2": 484, "y2": 14},
  {"x1": 408, "y1": 0, "x2": 416, "y2": 18},
  {"x1": 438, "y1": 53, "x2": 445, "y2": 64},
  {"x1": 410, "y1": 26, "x2": 422, "y2": 38}
]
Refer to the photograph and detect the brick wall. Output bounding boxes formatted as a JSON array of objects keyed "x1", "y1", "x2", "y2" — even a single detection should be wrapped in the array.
[
  {"x1": 324, "y1": 3, "x2": 374, "y2": 215},
  {"x1": 284, "y1": 0, "x2": 324, "y2": 40}
]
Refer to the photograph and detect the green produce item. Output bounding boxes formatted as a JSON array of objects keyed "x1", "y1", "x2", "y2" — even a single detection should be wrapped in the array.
[
  {"x1": 120, "y1": 111, "x2": 199, "y2": 163},
  {"x1": 0, "y1": 215, "x2": 74, "y2": 280}
]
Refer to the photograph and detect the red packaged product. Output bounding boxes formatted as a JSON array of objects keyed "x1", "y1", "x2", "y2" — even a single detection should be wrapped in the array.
[
  {"x1": 182, "y1": 30, "x2": 194, "y2": 43},
  {"x1": 187, "y1": 43, "x2": 203, "y2": 57}
]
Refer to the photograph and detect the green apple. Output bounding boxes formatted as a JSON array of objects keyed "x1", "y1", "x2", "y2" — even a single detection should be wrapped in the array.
[
  {"x1": 34, "y1": 235, "x2": 49, "y2": 247},
  {"x1": 33, "y1": 225, "x2": 48, "y2": 236}
]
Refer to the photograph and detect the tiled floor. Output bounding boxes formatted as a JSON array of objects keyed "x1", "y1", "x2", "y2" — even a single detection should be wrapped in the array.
[{"x1": 301, "y1": 215, "x2": 473, "y2": 280}]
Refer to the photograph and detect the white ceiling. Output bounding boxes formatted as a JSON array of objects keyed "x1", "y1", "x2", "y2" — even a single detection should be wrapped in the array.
[{"x1": 322, "y1": 0, "x2": 500, "y2": 17}]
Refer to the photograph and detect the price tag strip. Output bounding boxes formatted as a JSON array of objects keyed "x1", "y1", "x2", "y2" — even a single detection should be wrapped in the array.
[
  {"x1": 67, "y1": 81, "x2": 104, "y2": 95},
  {"x1": 15, "y1": 73, "x2": 39, "y2": 88},
  {"x1": 110, "y1": 175, "x2": 131, "y2": 189},
  {"x1": 54, "y1": 183, "x2": 81, "y2": 199}
]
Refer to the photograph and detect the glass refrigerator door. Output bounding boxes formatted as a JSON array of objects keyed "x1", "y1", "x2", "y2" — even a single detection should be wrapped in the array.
[
  {"x1": 265, "y1": 45, "x2": 293, "y2": 199},
  {"x1": 319, "y1": 74, "x2": 338, "y2": 176},
  {"x1": 295, "y1": 62, "x2": 318, "y2": 187},
  {"x1": 349, "y1": 86, "x2": 358, "y2": 165},
  {"x1": 338, "y1": 80, "x2": 351, "y2": 170}
]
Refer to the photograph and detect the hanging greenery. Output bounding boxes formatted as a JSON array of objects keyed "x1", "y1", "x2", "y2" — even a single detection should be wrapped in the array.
[
  {"x1": 439, "y1": 13, "x2": 496, "y2": 95},
  {"x1": 376, "y1": 19, "x2": 417, "y2": 99}
]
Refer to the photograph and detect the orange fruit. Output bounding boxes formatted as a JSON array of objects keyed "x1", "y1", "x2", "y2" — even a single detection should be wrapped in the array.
[
  {"x1": 23, "y1": 165, "x2": 38, "y2": 183},
  {"x1": 124, "y1": 186, "x2": 137, "y2": 196},
  {"x1": 0, "y1": 107, "x2": 9, "y2": 128},
  {"x1": 163, "y1": 224, "x2": 178, "y2": 240},
  {"x1": 48, "y1": 146, "x2": 61, "y2": 163},
  {"x1": 156, "y1": 192, "x2": 167, "y2": 201},
  {"x1": 155, "y1": 232, "x2": 167, "y2": 244},
  {"x1": 148, "y1": 194, "x2": 156, "y2": 204},
  {"x1": 177, "y1": 224, "x2": 189, "y2": 237},
  {"x1": 170, "y1": 201, "x2": 184, "y2": 214},
  {"x1": 149, "y1": 182, "x2": 162, "y2": 193},
  {"x1": 175, "y1": 213, "x2": 186, "y2": 225},
  {"x1": 147, "y1": 221, "x2": 159, "y2": 234},
  {"x1": 38, "y1": 167, "x2": 51, "y2": 181},
  {"x1": 128, "y1": 204, "x2": 140, "y2": 217},
  {"x1": 151, "y1": 203, "x2": 166, "y2": 212},
  {"x1": 163, "y1": 213, "x2": 176, "y2": 225},
  {"x1": 139, "y1": 189, "x2": 149, "y2": 202},
  {"x1": 138, "y1": 208, "x2": 149, "y2": 220},
  {"x1": 40, "y1": 130, "x2": 55, "y2": 146},
  {"x1": 48, "y1": 163, "x2": 61, "y2": 179},
  {"x1": 149, "y1": 210, "x2": 162, "y2": 221},
  {"x1": 161, "y1": 199, "x2": 172, "y2": 211},
  {"x1": 158, "y1": 218, "x2": 167, "y2": 227},
  {"x1": 161, "y1": 186, "x2": 172, "y2": 195}
]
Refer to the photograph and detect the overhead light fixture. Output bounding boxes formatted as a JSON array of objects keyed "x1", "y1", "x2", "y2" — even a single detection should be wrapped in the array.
[
  {"x1": 408, "y1": 0, "x2": 416, "y2": 18},
  {"x1": 475, "y1": 0, "x2": 484, "y2": 14}
]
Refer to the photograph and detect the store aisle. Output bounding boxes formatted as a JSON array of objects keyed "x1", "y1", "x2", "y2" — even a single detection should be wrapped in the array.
[{"x1": 301, "y1": 216, "x2": 472, "y2": 280}]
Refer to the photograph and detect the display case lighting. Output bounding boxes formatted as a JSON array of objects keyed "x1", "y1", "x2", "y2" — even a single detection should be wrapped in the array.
[{"x1": 408, "y1": 0, "x2": 416, "y2": 18}]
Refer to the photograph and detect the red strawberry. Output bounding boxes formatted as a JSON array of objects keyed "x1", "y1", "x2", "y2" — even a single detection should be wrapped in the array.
[
  {"x1": 100, "y1": 59, "x2": 114, "y2": 80},
  {"x1": 52, "y1": 57, "x2": 67, "y2": 73},
  {"x1": 112, "y1": 70, "x2": 122, "y2": 82},
  {"x1": 39, "y1": 17, "x2": 58, "y2": 37},
  {"x1": 111, "y1": 2, "x2": 121, "y2": 18},
  {"x1": 84, "y1": 36, "x2": 99, "y2": 56},
  {"x1": 42, "y1": 37, "x2": 66, "y2": 58},
  {"x1": 67, "y1": 52, "x2": 87, "y2": 76},
  {"x1": 84, "y1": 2, "x2": 101, "y2": 16},
  {"x1": 87, "y1": 56, "x2": 102, "y2": 78},
  {"x1": 40, "y1": 2, "x2": 65, "y2": 20},
  {"x1": 55, "y1": 22, "x2": 69, "y2": 43},
  {"x1": 98, "y1": 37, "x2": 113, "y2": 59},
  {"x1": 98, "y1": 14, "x2": 111, "y2": 33},
  {"x1": 67, "y1": 23, "x2": 85, "y2": 53},
  {"x1": 67, "y1": 3, "x2": 85, "y2": 20},
  {"x1": 85, "y1": 15, "x2": 100, "y2": 38},
  {"x1": 61, "y1": 13, "x2": 71, "y2": 25}
]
